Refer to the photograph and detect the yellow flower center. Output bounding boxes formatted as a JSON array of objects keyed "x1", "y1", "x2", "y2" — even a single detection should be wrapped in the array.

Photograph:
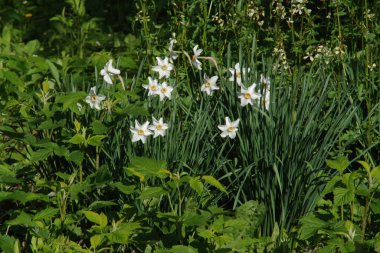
[
  {"x1": 205, "y1": 82, "x2": 211, "y2": 88},
  {"x1": 91, "y1": 95, "x2": 97, "y2": 102},
  {"x1": 227, "y1": 127, "x2": 235, "y2": 132},
  {"x1": 137, "y1": 129, "x2": 145, "y2": 135},
  {"x1": 156, "y1": 124, "x2": 162, "y2": 130},
  {"x1": 151, "y1": 85, "x2": 157, "y2": 91},
  {"x1": 191, "y1": 55, "x2": 197, "y2": 61},
  {"x1": 161, "y1": 87, "x2": 167, "y2": 94},
  {"x1": 236, "y1": 72, "x2": 241, "y2": 78},
  {"x1": 244, "y1": 92, "x2": 251, "y2": 99},
  {"x1": 162, "y1": 65, "x2": 168, "y2": 71}
]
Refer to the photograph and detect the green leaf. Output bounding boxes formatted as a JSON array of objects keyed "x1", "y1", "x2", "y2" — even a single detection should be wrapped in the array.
[
  {"x1": 202, "y1": 175, "x2": 227, "y2": 193},
  {"x1": 0, "y1": 191, "x2": 49, "y2": 204},
  {"x1": 0, "y1": 235, "x2": 16, "y2": 253},
  {"x1": 124, "y1": 104, "x2": 149, "y2": 116},
  {"x1": 87, "y1": 135, "x2": 107, "y2": 146},
  {"x1": 33, "y1": 208, "x2": 58, "y2": 221},
  {"x1": 88, "y1": 201, "x2": 117, "y2": 210},
  {"x1": 183, "y1": 211, "x2": 209, "y2": 226},
  {"x1": 91, "y1": 121, "x2": 108, "y2": 134},
  {"x1": 66, "y1": 134, "x2": 86, "y2": 145},
  {"x1": 106, "y1": 222, "x2": 141, "y2": 244},
  {"x1": 90, "y1": 234, "x2": 103, "y2": 249},
  {"x1": 189, "y1": 177, "x2": 204, "y2": 195},
  {"x1": 29, "y1": 148, "x2": 53, "y2": 162},
  {"x1": 170, "y1": 245, "x2": 198, "y2": 253},
  {"x1": 299, "y1": 215, "x2": 328, "y2": 240},
  {"x1": 139, "y1": 186, "x2": 167, "y2": 199},
  {"x1": 326, "y1": 156, "x2": 349, "y2": 173},
  {"x1": 358, "y1": 160, "x2": 370, "y2": 173},
  {"x1": 6, "y1": 212, "x2": 35, "y2": 227},
  {"x1": 236, "y1": 200, "x2": 266, "y2": 229},
  {"x1": 333, "y1": 187, "x2": 354, "y2": 206},
  {"x1": 370, "y1": 198, "x2": 380, "y2": 214},
  {"x1": 65, "y1": 150, "x2": 84, "y2": 165},
  {"x1": 83, "y1": 211, "x2": 107, "y2": 227},
  {"x1": 46, "y1": 59, "x2": 61, "y2": 86},
  {"x1": 109, "y1": 182, "x2": 135, "y2": 195},
  {"x1": 4, "y1": 71, "x2": 23, "y2": 86},
  {"x1": 55, "y1": 92, "x2": 87, "y2": 111},
  {"x1": 126, "y1": 156, "x2": 167, "y2": 181},
  {"x1": 371, "y1": 166, "x2": 380, "y2": 181}
]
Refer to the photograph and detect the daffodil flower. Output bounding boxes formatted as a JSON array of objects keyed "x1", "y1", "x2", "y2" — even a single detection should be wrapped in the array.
[
  {"x1": 130, "y1": 120, "x2": 153, "y2": 144},
  {"x1": 238, "y1": 83, "x2": 261, "y2": 107},
  {"x1": 191, "y1": 45, "x2": 203, "y2": 70},
  {"x1": 142, "y1": 77, "x2": 160, "y2": 96},
  {"x1": 85, "y1": 87, "x2": 106, "y2": 110},
  {"x1": 158, "y1": 82, "x2": 173, "y2": 101},
  {"x1": 218, "y1": 117, "x2": 240, "y2": 139},
  {"x1": 229, "y1": 63, "x2": 250, "y2": 86},
  {"x1": 149, "y1": 117, "x2": 169, "y2": 138},
  {"x1": 201, "y1": 74, "x2": 219, "y2": 96},
  {"x1": 100, "y1": 59, "x2": 120, "y2": 85},
  {"x1": 152, "y1": 57, "x2": 174, "y2": 79}
]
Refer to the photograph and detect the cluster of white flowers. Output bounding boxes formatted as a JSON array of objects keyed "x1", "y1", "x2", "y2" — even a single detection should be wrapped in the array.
[
  {"x1": 303, "y1": 44, "x2": 343, "y2": 64},
  {"x1": 130, "y1": 117, "x2": 169, "y2": 144},
  {"x1": 291, "y1": 0, "x2": 311, "y2": 16},
  {"x1": 247, "y1": 1, "x2": 265, "y2": 27},
  {"x1": 273, "y1": 42, "x2": 290, "y2": 70}
]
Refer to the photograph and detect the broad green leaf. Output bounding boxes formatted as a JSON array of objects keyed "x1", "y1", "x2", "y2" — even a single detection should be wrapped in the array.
[
  {"x1": 371, "y1": 166, "x2": 380, "y2": 181},
  {"x1": 66, "y1": 134, "x2": 86, "y2": 145},
  {"x1": 202, "y1": 175, "x2": 227, "y2": 193},
  {"x1": 0, "y1": 235, "x2": 16, "y2": 253},
  {"x1": 6, "y1": 212, "x2": 35, "y2": 227},
  {"x1": 333, "y1": 187, "x2": 354, "y2": 206},
  {"x1": 370, "y1": 199, "x2": 380, "y2": 214},
  {"x1": 183, "y1": 211, "x2": 209, "y2": 226},
  {"x1": 358, "y1": 160, "x2": 370, "y2": 173},
  {"x1": 91, "y1": 121, "x2": 108, "y2": 134},
  {"x1": 65, "y1": 150, "x2": 84, "y2": 165},
  {"x1": 170, "y1": 245, "x2": 198, "y2": 253},
  {"x1": 55, "y1": 92, "x2": 87, "y2": 111},
  {"x1": 69, "y1": 182, "x2": 92, "y2": 200},
  {"x1": 126, "y1": 156, "x2": 167, "y2": 181},
  {"x1": 106, "y1": 222, "x2": 141, "y2": 244},
  {"x1": 236, "y1": 200, "x2": 266, "y2": 229},
  {"x1": 0, "y1": 166, "x2": 19, "y2": 184},
  {"x1": 299, "y1": 215, "x2": 328, "y2": 240},
  {"x1": 83, "y1": 211, "x2": 107, "y2": 227},
  {"x1": 90, "y1": 234, "x2": 103, "y2": 249},
  {"x1": 29, "y1": 148, "x2": 53, "y2": 162},
  {"x1": 87, "y1": 135, "x2": 107, "y2": 146},
  {"x1": 198, "y1": 229, "x2": 214, "y2": 239},
  {"x1": 326, "y1": 156, "x2": 349, "y2": 173},
  {"x1": 4, "y1": 71, "x2": 23, "y2": 86},
  {"x1": 189, "y1": 177, "x2": 204, "y2": 195},
  {"x1": 24, "y1": 40, "x2": 40, "y2": 55},
  {"x1": 0, "y1": 191, "x2": 49, "y2": 204},
  {"x1": 109, "y1": 182, "x2": 135, "y2": 195},
  {"x1": 321, "y1": 176, "x2": 342, "y2": 196},
  {"x1": 139, "y1": 186, "x2": 167, "y2": 199},
  {"x1": 88, "y1": 201, "x2": 117, "y2": 210},
  {"x1": 124, "y1": 104, "x2": 149, "y2": 116},
  {"x1": 33, "y1": 208, "x2": 58, "y2": 221}
]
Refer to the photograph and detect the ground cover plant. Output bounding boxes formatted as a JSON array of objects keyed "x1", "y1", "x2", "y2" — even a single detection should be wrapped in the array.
[{"x1": 0, "y1": 0, "x2": 380, "y2": 252}]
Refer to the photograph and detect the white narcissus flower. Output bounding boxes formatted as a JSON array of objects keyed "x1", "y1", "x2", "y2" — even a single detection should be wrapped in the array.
[
  {"x1": 263, "y1": 91, "x2": 270, "y2": 110},
  {"x1": 218, "y1": 117, "x2": 240, "y2": 139},
  {"x1": 142, "y1": 77, "x2": 159, "y2": 96},
  {"x1": 191, "y1": 45, "x2": 203, "y2": 70},
  {"x1": 238, "y1": 83, "x2": 261, "y2": 107},
  {"x1": 229, "y1": 63, "x2": 250, "y2": 86},
  {"x1": 100, "y1": 59, "x2": 120, "y2": 85},
  {"x1": 158, "y1": 82, "x2": 173, "y2": 101},
  {"x1": 201, "y1": 74, "x2": 219, "y2": 96},
  {"x1": 168, "y1": 38, "x2": 178, "y2": 62},
  {"x1": 130, "y1": 120, "x2": 153, "y2": 144},
  {"x1": 260, "y1": 74, "x2": 271, "y2": 91},
  {"x1": 85, "y1": 87, "x2": 106, "y2": 110},
  {"x1": 149, "y1": 117, "x2": 169, "y2": 138},
  {"x1": 152, "y1": 57, "x2": 174, "y2": 79}
]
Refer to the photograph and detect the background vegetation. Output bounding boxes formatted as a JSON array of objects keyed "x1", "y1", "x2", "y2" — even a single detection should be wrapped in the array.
[{"x1": 0, "y1": 0, "x2": 380, "y2": 252}]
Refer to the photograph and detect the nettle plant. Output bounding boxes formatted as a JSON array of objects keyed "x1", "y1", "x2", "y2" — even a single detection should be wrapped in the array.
[{"x1": 298, "y1": 157, "x2": 380, "y2": 252}]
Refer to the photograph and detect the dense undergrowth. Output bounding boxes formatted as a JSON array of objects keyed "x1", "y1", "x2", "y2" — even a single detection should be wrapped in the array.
[{"x1": 1, "y1": 0, "x2": 380, "y2": 252}]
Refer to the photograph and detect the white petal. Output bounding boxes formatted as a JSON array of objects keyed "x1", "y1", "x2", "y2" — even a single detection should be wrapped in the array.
[
  {"x1": 220, "y1": 131, "x2": 228, "y2": 138},
  {"x1": 103, "y1": 74, "x2": 113, "y2": 85},
  {"x1": 229, "y1": 131, "x2": 237, "y2": 139},
  {"x1": 131, "y1": 133, "x2": 140, "y2": 142}
]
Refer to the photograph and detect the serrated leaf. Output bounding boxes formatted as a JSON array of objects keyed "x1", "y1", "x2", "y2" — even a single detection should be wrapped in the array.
[
  {"x1": 299, "y1": 215, "x2": 328, "y2": 240},
  {"x1": 88, "y1": 201, "x2": 117, "y2": 210},
  {"x1": 126, "y1": 156, "x2": 167, "y2": 181},
  {"x1": 33, "y1": 208, "x2": 58, "y2": 221},
  {"x1": 0, "y1": 235, "x2": 16, "y2": 253},
  {"x1": 202, "y1": 175, "x2": 227, "y2": 193},
  {"x1": 189, "y1": 177, "x2": 204, "y2": 195},
  {"x1": 6, "y1": 212, "x2": 35, "y2": 227},
  {"x1": 90, "y1": 234, "x2": 103, "y2": 249},
  {"x1": 334, "y1": 187, "x2": 354, "y2": 206},
  {"x1": 83, "y1": 211, "x2": 107, "y2": 227},
  {"x1": 326, "y1": 156, "x2": 349, "y2": 173},
  {"x1": 66, "y1": 150, "x2": 84, "y2": 165},
  {"x1": 87, "y1": 135, "x2": 107, "y2": 146},
  {"x1": 66, "y1": 134, "x2": 86, "y2": 145},
  {"x1": 139, "y1": 186, "x2": 167, "y2": 199},
  {"x1": 29, "y1": 148, "x2": 53, "y2": 162},
  {"x1": 55, "y1": 92, "x2": 87, "y2": 111}
]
